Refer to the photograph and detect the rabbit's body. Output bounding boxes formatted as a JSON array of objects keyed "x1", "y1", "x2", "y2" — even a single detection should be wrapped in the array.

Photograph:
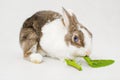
[{"x1": 20, "y1": 8, "x2": 92, "y2": 63}]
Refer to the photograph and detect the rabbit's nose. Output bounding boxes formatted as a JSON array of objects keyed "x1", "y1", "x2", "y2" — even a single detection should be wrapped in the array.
[{"x1": 85, "y1": 50, "x2": 91, "y2": 56}]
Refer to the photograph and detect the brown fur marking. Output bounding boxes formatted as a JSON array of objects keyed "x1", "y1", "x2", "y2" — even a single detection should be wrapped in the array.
[{"x1": 63, "y1": 8, "x2": 85, "y2": 48}]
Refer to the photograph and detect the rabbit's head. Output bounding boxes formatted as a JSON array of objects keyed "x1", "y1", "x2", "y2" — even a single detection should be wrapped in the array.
[{"x1": 62, "y1": 8, "x2": 92, "y2": 57}]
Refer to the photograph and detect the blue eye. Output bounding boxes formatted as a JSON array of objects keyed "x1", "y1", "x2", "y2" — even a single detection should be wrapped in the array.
[{"x1": 74, "y1": 36, "x2": 79, "y2": 42}]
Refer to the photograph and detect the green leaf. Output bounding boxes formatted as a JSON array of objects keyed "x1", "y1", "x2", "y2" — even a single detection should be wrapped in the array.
[
  {"x1": 65, "y1": 59, "x2": 82, "y2": 71},
  {"x1": 84, "y1": 56, "x2": 115, "y2": 68}
]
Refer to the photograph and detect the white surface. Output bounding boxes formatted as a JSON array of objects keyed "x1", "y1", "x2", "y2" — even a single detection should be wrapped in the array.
[{"x1": 0, "y1": 0, "x2": 120, "y2": 80}]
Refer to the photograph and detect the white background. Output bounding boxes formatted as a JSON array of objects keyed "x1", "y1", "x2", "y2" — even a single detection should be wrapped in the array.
[{"x1": 0, "y1": 0, "x2": 120, "y2": 80}]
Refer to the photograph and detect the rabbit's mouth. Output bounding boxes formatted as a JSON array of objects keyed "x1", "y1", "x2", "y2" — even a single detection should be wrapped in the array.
[{"x1": 72, "y1": 49, "x2": 91, "y2": 57}]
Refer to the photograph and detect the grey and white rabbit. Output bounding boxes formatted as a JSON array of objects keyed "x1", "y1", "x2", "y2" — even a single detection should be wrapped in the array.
[{"x1": 19, "y1": 8, "x2": 92, "y2": 63}]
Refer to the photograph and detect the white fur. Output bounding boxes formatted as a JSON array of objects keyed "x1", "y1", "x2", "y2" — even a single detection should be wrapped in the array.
[
  {"x1": 29, "y1": 53, "x2": 43, "y2": 63},
  {"x1": 40, "y1": 18, "x2": 89, "y2": 60},
  {"x1": 40, "y1": 19, "x2": 69, "y2": 60}
]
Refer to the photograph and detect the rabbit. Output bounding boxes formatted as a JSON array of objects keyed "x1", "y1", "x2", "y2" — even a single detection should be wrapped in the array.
[{"x1": 19, "y1": 8, "x2": 92, "y2": 63}]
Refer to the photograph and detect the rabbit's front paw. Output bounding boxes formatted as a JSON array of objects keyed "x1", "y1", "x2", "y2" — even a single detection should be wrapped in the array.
[{"x1": 29, "y1": 53, "x2": 43, "y2": 64}]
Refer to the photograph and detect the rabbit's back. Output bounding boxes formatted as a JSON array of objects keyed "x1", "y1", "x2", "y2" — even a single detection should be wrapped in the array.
[
  {"x1": 19, "y1": 11, "x2": 62, "y2": 58},
  {"x1": 20, "y1": 11, "x2": 62, "y2": 45}
]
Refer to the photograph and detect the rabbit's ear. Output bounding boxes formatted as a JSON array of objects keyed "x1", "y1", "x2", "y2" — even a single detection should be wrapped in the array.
[
  {"x1": 62, "y1": 7, "x2": 71, "y2": 27},
  {"x1": 72, "y1": 13, "x2": 79, "y2": 24}
]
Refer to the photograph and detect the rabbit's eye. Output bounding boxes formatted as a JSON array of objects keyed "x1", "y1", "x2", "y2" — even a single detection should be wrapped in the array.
[{"x1": 74, "y1": 36, "x2": 79, "y2": 42}]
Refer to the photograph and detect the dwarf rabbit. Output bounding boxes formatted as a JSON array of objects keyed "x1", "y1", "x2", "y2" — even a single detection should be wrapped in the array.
[{"x1": 19, "y1": 8, "x2": 92, "y2": 63}]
